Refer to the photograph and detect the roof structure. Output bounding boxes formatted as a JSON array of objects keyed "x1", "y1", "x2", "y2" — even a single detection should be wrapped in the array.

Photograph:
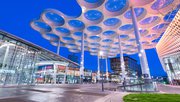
[{"x1": 30, "y1": 0, "x2": 180, "y2": 58}]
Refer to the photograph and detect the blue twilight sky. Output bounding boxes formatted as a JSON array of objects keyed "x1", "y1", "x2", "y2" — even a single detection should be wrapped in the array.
[{"x1": 0, "y1": 0, "x2": 167, "y2": 77}]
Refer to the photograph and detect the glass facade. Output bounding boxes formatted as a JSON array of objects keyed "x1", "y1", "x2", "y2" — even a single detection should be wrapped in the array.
[
  {"x1": 110, "y1": 56, "x2": 142, "y2": 78},
  {"x1": 35, "y1": 62, "x2": 93, "y2": 84},
  {"x1": 156, "y1": 10, "x2": 180, "y2": 85},
  {"x1": 0, "y1": 31, "x2": 79, "y2": 86},
  {"x1": 162, "y1": 54, "x2": 180, "y2": 83}
]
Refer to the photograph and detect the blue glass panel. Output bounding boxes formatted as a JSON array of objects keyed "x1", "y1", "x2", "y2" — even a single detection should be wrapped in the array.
[
  {"x1": 55, "y1": 27, "x2": 70, "y2": 34},
  {"x1": 89, "y1": 36, "x2": 100, "y2": 40},
  {"x1": 46, "y1": 33, "x2": 59, "y2": 39},
  {"x1": 103, "y1": 18, "x2": 120, "y2": 26},
  {"x1": 119, "y1": 24, "x2": 133, "y2": 31},
  {"x1": 152, "y1": 39, "x2": 158, "y2": 43},
  {"x1": 125, "y1": 45, "x2": 133, "y2": 48},
  {"x1": 45, "y1": 12, "x2": 64, "y2": 25},
  {"x1": 128, "y1": 39, "x2": 136, "y2": 42},
  {"x1": 114, "y1": 42, "x2": 119, "y2": 45},
  {"x1": 164, "y1": 9, "x2": 178, "y2": 22},
  {"x1": 77, "y1": 40, "x2": 88, "y2": 44},
  {"x1": 74, "y1": 32, "x2": 83, "y2": 36},
  {"x1": 152, "y1": 23, "x2": 169, "y2": 30},
  {"x1": 124, "y1": 8, "x2": 145, "y2": 19},
  {"x1": 91, "y1": 48, "x2": 98, "y2": 50},
  {"x1": 151, "y1": 0, "x2": 174, "y2": 10},
  {"x1": 68, "y1": 44, "x2": 76, "y2": 46},
  {"x1": 62, "y1": 37, "x2": 74, "y2": 41},
  {"x1": 139, "y1": 29, "x2": 148, "y2": 34},
  {"x1": 87, "y1": 26, "x2": 102, "y2": 32},
  {"x1": 34, "y1": 21, "x2": 51, "y2": 31},
  {"x1": 103, "y1": 31, "x2": 116, "y2": 36},
  {"x1": 120, "y1": 35, "x2": 129, "y2": 39},
  {"x1": 85, "y1": 0, "x2": 99, "y2": 3},
  {"x1": 142, "y1": 41, "x2": 149, "y2": 44},
  {"x1": 105, "y1": 0, "x2": 127, "y2": 12},
  {"x1": 84, "y1": 10, "x2": 103, "y2": 21},
  {"x1": 89, "y1": 43, "x2": 100, "y2": 46},
  {"x1": 151, "y1": 32, "x2": 164, "y2": 42},
  {"x1": 146, "y1": 34, "x2": 156, "y2": 38},
  {"x1": 140, "y1": 16, "x2": 159, "y2": 25},
  {"x1": 102, "y1": 39, "x2": 112, "y2": 43},
  {"x1": 68, "y1": 20, "x2": 85, "y2": 28},
  {"x1": 101, "y1": 45, "x2": 110, "y2": 48}
]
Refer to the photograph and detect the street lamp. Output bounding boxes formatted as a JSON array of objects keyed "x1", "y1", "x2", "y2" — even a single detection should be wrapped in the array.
[{"x1": 99, "y1": 51, "x2": 104, "y2": 92}]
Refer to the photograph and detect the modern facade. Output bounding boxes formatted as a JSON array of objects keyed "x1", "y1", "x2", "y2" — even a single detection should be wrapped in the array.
[
  {"x1": 156, "y1": 10, "x2": 180, "y2": 85},
  {"x1": 36, "y1": 61, "x2": 93, "y2": 84},
  {"x1": 110, "y1": 56, "x2": 142, "y2": 78},
  {"x1": 0, "y1": 30, "x2": 79, "y2": 86}
]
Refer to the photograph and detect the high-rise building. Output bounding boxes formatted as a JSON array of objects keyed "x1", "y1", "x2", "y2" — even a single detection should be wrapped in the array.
[
  {"x1": 110, "y1": 56, "x2": 142, "y2": 78},
  {"x1": 156, "y1": 10, "x2": 180, "y2": 85}
]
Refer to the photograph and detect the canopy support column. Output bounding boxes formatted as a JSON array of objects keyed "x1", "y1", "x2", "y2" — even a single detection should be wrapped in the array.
[
  {"x1": 57, "y1": 38, "x2": 61, "y2": 55},
  {"x1": 80, "y1": 32, "x2": 85, "y2": 83},
  {"x1": 130, "y1": 6, "x2": 151, "y2": 79},
  {"x1": 97, "y1": 55, "x2": 100, "y2": 80},
  {"x1": 105, "y1": 58, "x2": 109, "y2": 81},
  {"x1": 118, "y1": 36, "x2": 126, "y2": 81}
]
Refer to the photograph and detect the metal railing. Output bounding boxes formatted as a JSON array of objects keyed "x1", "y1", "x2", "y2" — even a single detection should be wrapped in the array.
[{"x1": 117, "y1": 79, "x2": 158, "y2": 92}]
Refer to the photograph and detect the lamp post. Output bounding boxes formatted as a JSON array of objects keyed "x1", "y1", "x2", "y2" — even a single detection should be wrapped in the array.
[{"x1": 99, "y1": 51, "x2": 104, "y2": 92}]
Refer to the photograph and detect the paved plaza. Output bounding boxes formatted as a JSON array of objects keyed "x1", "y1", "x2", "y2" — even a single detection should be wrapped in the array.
[
  {"x1": 0, "y1": 84, "x2": 124, "y2": 102},
  {"x1": 0, "y1": 84, "x2": 179, "y2": 102}
]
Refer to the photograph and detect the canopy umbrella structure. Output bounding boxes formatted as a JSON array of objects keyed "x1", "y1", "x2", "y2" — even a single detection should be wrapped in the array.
[{"x1": 30, "y1": 0, "x2": 180, "y2": 81}]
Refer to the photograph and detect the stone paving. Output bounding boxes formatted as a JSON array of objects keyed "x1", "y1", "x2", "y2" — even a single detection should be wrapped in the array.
[
  {"x1": 0, "y1": 84, "x2": 117, "y2": 102},
  {"x1": 157, "y1": 84, "x2": 180, "y2": 94},
  {"x1": 0, "y1": 84, "x2": 179, "y2": 102}
]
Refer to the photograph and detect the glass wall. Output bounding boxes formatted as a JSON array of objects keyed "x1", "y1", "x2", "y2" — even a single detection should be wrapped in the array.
[
  {"x1": 0, "y1": 31, "x2": 79, "y2": 86},
  {"x1": 162, "y1": 54, "x2": 180, "y2": 83},
  {"x1": 0, "y1": 36, "x2": 38, "y2": 86}
]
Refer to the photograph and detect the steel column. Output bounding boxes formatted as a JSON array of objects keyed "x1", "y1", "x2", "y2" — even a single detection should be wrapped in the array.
[
  {"x1": 105, "y1": 58, "x2": 109, "y2": 81},
  {"x1": 57, "y1": 38, "x2": 61, "y2": 55},
  {"x1": 130, "y1": 7, "x2": 151, "y2": 79},
  {"x1": 80, "y1": 32, "x2": 85, "y2": 83},
  {"x1": 97, "y1": 55, "x2": 100, "y2": 80},
  {"x1": 118, "y1": 36, "x2": 126, "y2": 80}
]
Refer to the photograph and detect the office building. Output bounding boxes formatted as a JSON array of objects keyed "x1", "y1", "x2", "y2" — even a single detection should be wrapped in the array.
[{"x1": 110, "y1": 56, "x2": 142, "y2": 79}]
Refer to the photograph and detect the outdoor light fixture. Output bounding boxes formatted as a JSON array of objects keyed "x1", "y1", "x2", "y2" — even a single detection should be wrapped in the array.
[
  {"x1": 81, "y1": 6, "x2": 86, "y2": 13},
  {"x1": 99, "y1": 51, "x2": 103, "y2": 56}
]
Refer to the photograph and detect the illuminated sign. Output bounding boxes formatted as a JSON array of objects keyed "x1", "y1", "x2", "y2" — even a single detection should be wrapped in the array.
[{"x1": 38, "y1": 65, "x2": 53, "y2": 70}]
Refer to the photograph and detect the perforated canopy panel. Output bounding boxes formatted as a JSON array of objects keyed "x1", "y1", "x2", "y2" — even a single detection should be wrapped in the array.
[{"x1": 31, "y1": 0, "x2": 180, "y2": 58}]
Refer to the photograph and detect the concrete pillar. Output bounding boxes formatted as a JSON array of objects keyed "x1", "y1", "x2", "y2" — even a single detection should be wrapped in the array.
[{"x1": 130, "y1": 7, "x2": 151, "y2": 79}]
